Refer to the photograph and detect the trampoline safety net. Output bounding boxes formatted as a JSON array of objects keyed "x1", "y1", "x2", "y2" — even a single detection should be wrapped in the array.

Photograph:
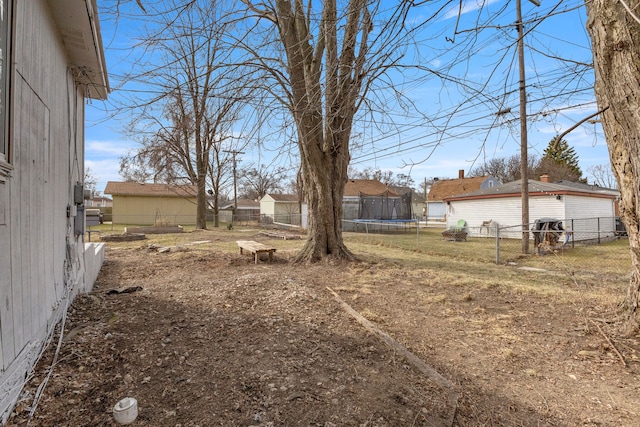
[{"x1": 358, "y1": 190, "x2": 413, "y2": 220}]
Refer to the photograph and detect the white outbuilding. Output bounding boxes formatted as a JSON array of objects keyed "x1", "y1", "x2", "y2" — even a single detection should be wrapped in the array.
[{"x1": 443, "y1": 176, "x2": 619, "y2": 241}]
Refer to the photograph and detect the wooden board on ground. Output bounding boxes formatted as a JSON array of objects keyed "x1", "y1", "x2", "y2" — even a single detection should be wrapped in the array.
[
  {"x1": 259, "y1": 230, "x2": 302, "y2": 240},
  {"x1": 236, "y1": 240, "x2": 277, "y2": 264}
]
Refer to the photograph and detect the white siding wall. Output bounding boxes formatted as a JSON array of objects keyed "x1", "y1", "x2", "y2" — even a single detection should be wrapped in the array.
[
  {"x1": 259, "y1": 197, "x2": 276, "y2": 216},
  {"x1": 445, "y1": 196, "x2": 564, "y2": 229},
  {"x1": 0, "y1": 1, "x2": 95, "y2": 421},
  {"x1": 447, "y1": 195, "x2": 616, "y2": 239},
  {"x1": 446, "y1": 195, "x2": 577, "y2": 229},
  {"x1": 563, "y1": 195, "x2": 615, "y2": 237},
  {"x1": 426, "y1": 201, "x2": 446, "y2": 220},
  {"x1": 564, "y1": 195, "x2": 614, "y2": 220}
]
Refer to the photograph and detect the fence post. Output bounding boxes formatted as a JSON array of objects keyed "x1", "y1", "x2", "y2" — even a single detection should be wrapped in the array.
[
  {"x1": 495, "y1": 223, "x2": 500, "y2": 264},
  {"x1": 571, "y1": 219, "x2": 575, "y2": 248},
  {"x1": 598, "y1": 217, "x2": 601, "y2": 244}
]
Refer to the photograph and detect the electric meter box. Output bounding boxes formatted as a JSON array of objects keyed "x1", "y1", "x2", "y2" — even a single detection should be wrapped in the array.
[
  {"x1": 75, "y1": 205, "x2": 85, "y2": 236},
  {"x1": 74, "y1": 183, "x2": 84, "y2": 205}
]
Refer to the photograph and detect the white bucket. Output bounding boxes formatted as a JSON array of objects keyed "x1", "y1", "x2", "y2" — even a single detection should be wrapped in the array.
[{"x1": 113, "y1": 397, "x2": 138, "y2": 425}]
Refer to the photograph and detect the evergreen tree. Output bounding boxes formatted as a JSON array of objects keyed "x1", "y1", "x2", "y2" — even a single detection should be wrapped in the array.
[{"x1": 543, "y1": 136, "x2": 583, "y2": 180}]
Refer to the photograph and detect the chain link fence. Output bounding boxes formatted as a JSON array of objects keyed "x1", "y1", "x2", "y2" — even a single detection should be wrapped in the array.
[
  {"x1": 342, "y1": 217, "x2": 630, "y2": 274},
  {"x1": 96, "y1": 211, "x2": 630, "y2": 273}
]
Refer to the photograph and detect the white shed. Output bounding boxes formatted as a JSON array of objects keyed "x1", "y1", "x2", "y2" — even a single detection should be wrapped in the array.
[
  {"x1": 260, "y1": 194, "x2": 308, "y2": 228},
  {"x1": 444, "y1": 179, "x2": 618, "y2": 240}
]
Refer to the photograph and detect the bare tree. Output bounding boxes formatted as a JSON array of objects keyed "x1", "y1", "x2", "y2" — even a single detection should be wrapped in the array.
[
  {"x1": 588, "y1": 164, "x2": 617, "y2": 189},
  {"x1": 349, "y1": 166, "x2": 391, "y2": 183},
  {"x1": 469, "y1": 155, "x2": 538, "y2": 184},
  {"x1": 470, "y1": 153, "x2": 583, "y2": 184},
  {"x1": 239, "y1": 1, "x2": 426, "y2": 261},
  {"x1": 84, "y1": 167, "x2": 99, "y2": 197},
  {"x1": 585, "y1": 0, "x2": 640, "y2": 332},
  {"x1": 238, "y1": 165, "x2": 289, "y2": 200},
  {"x1": 117, "y1": 0, "x2": 250, "y2": 229},
  {"x1": 349, "y1": 166, "x2": 415, "y2": 189}
]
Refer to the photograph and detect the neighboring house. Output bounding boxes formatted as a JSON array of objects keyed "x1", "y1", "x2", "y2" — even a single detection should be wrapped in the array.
[
  {"x1": 0, "y1": 1, "x2": 109, "y2": 422},
  {"x1": 104, "y1": 182, "x2": 198, "y2": 225},
  {"x1": 86, "y1": 196, "x2": 113, "y2": 208},
  {"x1": 260, "y1": 194, "x2": 307, "y2": 227},
  {"x1": 443, "y1": 174, "x2": 619, "y2": 240},
  {"x1": 218, "y1": 199, "x2": 260, "y2": 223},
  {"x1": 426, "y1": 170, "x2": 499, "y2": 221}
]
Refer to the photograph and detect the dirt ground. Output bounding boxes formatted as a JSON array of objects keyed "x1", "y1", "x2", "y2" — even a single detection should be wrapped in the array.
[{"x1": 8, "y1": 229, "x2": 640, "y2": 426}]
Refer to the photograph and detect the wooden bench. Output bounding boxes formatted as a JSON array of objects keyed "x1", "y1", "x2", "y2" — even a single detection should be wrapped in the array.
[{"x1": 236, "y1": 240, "x2": 277, "y2": 264}]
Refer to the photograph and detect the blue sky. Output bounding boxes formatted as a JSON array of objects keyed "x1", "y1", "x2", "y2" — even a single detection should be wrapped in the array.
[{"x1": 85, "y1": 0, "x2": 608, "y2": 195}]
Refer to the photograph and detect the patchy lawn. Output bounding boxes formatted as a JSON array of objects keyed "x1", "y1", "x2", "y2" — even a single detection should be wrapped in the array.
[{"x1": 9, "y1": 227, "x2": 639, "y2": 426}]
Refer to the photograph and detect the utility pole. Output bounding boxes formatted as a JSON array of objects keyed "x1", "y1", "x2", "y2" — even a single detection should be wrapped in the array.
[
  {"x1": 224, "y1": 150, "x2": 244, "y2": 220},
  {"x1": 516, "y1": 0, "x2": 539, "y2": 254}
]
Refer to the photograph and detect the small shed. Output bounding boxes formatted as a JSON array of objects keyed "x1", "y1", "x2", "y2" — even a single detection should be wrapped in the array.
[
  {"x1": 105, "y1": 182, "x2": 198, "y2": 225},
  {"x1": 260, "y1": 194, "x2": 307, "y2": 227},
  {"x1": 443, "y1": 178, "x2": 619, "y2": 240}
]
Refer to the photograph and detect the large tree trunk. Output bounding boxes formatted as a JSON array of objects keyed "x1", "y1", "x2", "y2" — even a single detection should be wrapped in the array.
[
  {"x1": 196, "y1": 174, "x2": 207, "y2": 229},
  {"x1": 294, "y1": 125, "x2": 354, "y2": 262},
  {"x1": 585, "y1": 0, "x2": 640, "y2": 333},
  {"x1": 195, "y1": 144, "x2": 208, "y2": 229},
  {"x1": 272, "y1": 0, "x2": 367, "y2": 262}
]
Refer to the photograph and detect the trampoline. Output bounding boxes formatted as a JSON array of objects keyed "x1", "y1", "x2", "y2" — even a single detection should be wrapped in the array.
[
  {"x1": 350, "y1": 218, "x2": 418, "y2": 234},
  {"x1": 343, "y1": 187, "x2": 417, "y2": 234}
]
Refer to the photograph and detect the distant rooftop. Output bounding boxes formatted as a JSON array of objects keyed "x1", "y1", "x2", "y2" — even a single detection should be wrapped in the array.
[
  {"x1": 344, "y1": 179, "x2": 399, "y2": 197},
  {"x1": 104, "y1": 181, "x2": 198, "y2": 197}
]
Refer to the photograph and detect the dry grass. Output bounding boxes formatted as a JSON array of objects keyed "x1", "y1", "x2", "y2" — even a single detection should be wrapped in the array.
[{"x1": 91, "y1": 223, "x2": 629, "y2": 308}]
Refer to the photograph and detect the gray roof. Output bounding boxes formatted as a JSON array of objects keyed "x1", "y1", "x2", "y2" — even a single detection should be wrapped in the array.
[
  {"x1": 264, "y1": 194, "x2": 299, "y2": 202},
  {"x1": 444, "y1": 179, "x2": 619, "y2": 201},
  {"x1": 219, "y1": 199, "x2": 260, "y2": 210}
]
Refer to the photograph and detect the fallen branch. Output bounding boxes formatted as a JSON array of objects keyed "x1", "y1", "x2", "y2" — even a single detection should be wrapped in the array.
[
  {"x1": 327, "y1": 287, "x2": 458, "y2": 427},
  {"x1": 589, "y1": 318, "x2": 627, "y2": 367}
]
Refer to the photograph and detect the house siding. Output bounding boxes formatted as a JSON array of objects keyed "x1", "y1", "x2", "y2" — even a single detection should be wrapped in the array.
[
  {"x1": 260, "y1": 196, "x2": 276, "y2": 217},
  {"x1": 426, "y1": 201, "x2": 446, "y2": 220},
  {"x1": 3, "y1": 0, "x2": 75, "y2": 381},
  {"x1": 112, "y1": 195, "x2": 198, "y2": 225},
  {"x1": 564, "y1": 194, "x2": 614, "y2": 219},
  {"x1": 447, "y1": 196, "x2": 563, "y2": 231},
  {"x1": 447, "y1": 194, "x2": 616, "y2": 239},
  {"x1": 0, "y1": 1, "x2": 107, "y2": 421},
  {"x1": 259, "y1": 195, "x2": 306, "y2": 227},
  {"x1": 563, "y1": 195, "x2": 615, "y2": 237}
]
